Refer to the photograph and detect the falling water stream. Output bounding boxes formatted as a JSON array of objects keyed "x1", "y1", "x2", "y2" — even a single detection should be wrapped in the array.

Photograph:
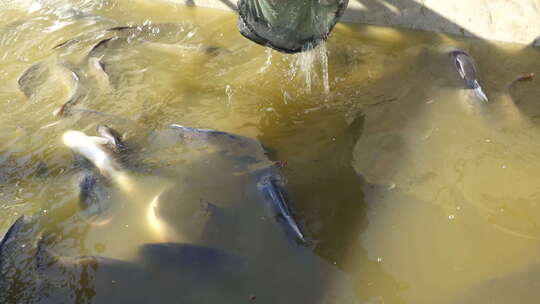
[{"x1": 290, "y1": 41, "x2": 331, "y2": 94}]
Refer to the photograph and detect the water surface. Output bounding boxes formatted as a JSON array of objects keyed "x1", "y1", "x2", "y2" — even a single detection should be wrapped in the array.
[{"x1": 2, "y1": 1, "x2": 540, "y2": 303}]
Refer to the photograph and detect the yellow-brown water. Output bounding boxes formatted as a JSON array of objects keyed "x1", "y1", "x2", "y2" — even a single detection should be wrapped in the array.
[{"x1": 2, "y1": 0, "x2": 540, "y2": 303}]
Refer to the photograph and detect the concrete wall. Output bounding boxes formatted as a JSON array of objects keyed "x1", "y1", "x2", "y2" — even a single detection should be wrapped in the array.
[{"x1": 168, "y1": 0, "x2": 540, "y2": 47}]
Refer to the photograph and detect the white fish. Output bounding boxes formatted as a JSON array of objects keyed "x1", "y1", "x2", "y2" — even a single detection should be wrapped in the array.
[{"x1": 62, "y1": 130, "x2": 132, "y2": 192}]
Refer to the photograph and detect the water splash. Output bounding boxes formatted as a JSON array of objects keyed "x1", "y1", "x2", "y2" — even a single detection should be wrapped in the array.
[
  {"x1": 257, "y1": 48, "x2": 273, "y2": 74},
  {"x1": 288, "y1": 41, "x2": 330, "y2": 94},
  {"x1": 225, "y1": 85, "x2": 234, "y2": 107}
]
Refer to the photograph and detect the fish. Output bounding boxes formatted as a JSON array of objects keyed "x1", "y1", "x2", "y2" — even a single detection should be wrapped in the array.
[
  {"x1": 450, "y1": 49, "x2": 489, "y2": 102},
  {"x1": 63, "y1": 129, "x2": 132, "y2": 192},
  {"x1": 51, "y1": 23, "x2": 227, "y2": 61},
  {"x1": 77, "y1": 170, "x2": 114, "y2": 225},
  {"x1": 0, "y1": 215, "x2": 43, "y2": 303},
  {"x1": 87, "y1": 56, "x2": 112, "y2": 92},
  {"x1": 139, "y1": 242, "x2": 246, "y2": 274},
  {"x1": 17, "y1": 55, "x2": 115, "y2": 117},
  {"x1": 17, "y1": 59, "x2": 81, "y2": 116},
  {"x1": 147, "y1": 124, "x2": 306, "y2": 244},
  {"x1": 0, "y1": 216, "x2": 249, "y2": 303}
]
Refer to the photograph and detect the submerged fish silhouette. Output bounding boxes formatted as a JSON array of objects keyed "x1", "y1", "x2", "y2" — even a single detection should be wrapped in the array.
[{"x1": 0, "y1": 216, "x2": 248, "y2": 303}]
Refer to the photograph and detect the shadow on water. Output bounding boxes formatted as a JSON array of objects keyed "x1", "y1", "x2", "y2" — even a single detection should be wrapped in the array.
[
  {"x1": 184, "y1": 0, "x2": 483, "y2": 42},
  {"x1": 342, "y1": 0, "x2": 479, "y2": 40}
]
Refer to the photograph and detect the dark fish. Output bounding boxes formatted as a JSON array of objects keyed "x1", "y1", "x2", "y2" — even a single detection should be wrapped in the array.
[
  {"x1": 78, "y1": 170, "x2": 113, "y2": 225},
  {"x1": 0, "y1": 215, "x2": 43, "y2": 304},
  {"x1": 0, "y1": 216, "x2": 28, "y2": 259},
  {"x1": 1, "y1": 215, "x2": 249, "y2": 303},
  {"x1": 140, "y1": 242, "x2": 246, "y2": 274},
  {"x1": 167, "y1": 124, "x2": 269, "y2": 162},
  {"x1": 156, "y1": 124, "x2": 306, "y2": 243},
  {"x1": 450, "y1": 50, "x2": 489, "y2": 102}
]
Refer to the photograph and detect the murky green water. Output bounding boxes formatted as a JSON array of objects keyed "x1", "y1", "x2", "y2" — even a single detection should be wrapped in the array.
[{"x1": 2, "y1": 0, "x2": 540, "y2": 303}]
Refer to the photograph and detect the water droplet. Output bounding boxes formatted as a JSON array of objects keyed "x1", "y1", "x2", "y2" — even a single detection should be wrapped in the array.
[{"x1": 225, "y1": 85, "x2": 233, "y2": 107}]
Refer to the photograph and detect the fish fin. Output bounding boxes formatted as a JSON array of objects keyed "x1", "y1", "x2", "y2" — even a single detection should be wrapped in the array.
[{"x1": 257, "y1": 174, "x2": 306, "y2": 243}]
